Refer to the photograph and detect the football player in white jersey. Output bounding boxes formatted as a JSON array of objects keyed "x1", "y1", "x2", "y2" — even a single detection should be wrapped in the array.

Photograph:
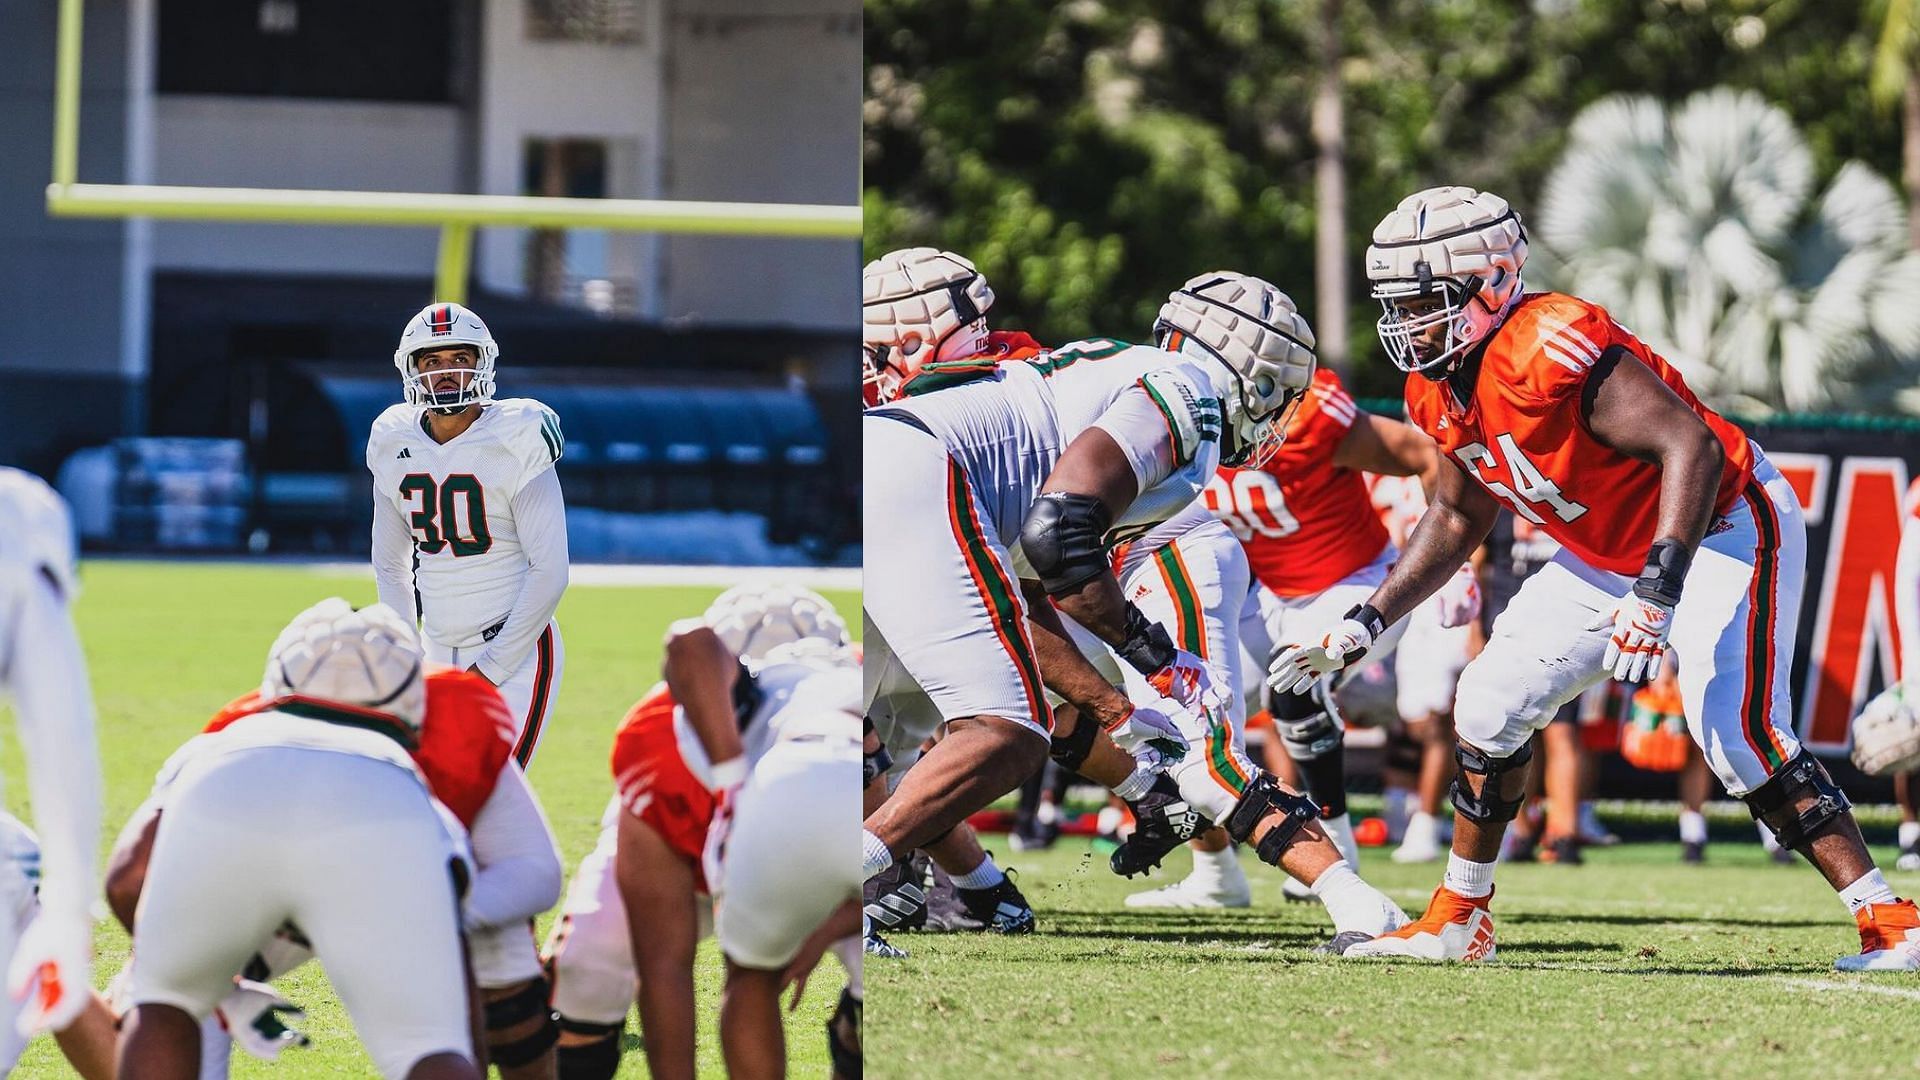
[
  {"x1": 370, "y1": 302, "x2": 570, "y2": 765},
  {"x1": 0, "y1": 469, "x2": 104, "y2": 1074},
  {"x1": 862, "y1": 252, "x2": 1406, "y2": 948},
  {"x1": 117, "y1": 599, "x2": 479, "y2": 1079}
]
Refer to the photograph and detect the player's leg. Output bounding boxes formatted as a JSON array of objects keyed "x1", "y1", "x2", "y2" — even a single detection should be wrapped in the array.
[
  {"x1": 921, "y1": 821, "x2": 1034, "y2": 933},
  {"x1": 470, "y1": 923, "x2": 556, "y2": 1078},
  {"x1": 1679, "y1": 742, "x2": 1712, "y2": 863},
  {"x1": 1897, "y1": 769, "x2": 1920, "y2": 870},
  {"x1": 861, "y1": 427, "x2": 1050, "y2": 874},
  {"x1": 1670, "y1": 463, "x2": 1919, "y2": 970},
  {"x1": 612, "y1": 811, "x2": 702, "y2": 1080},
  {"x1": 826, "y1": 938, "x2": 862, "y2": 1080},
  {"x1": 487, "y1": 623, "x2": 564, "y2": 768},
  {"x1": 1349, "y1": 553, "x2": 1614, "y2": 960},
  {"x1": 542, "y1": 803, "x2": 634, "y2": 1080}
]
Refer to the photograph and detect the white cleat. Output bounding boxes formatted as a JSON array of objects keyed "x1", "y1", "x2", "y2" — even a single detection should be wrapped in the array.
[
  {"x1": 1895, "y1": 849, "x2": 1920, "y2": 873},
  {"x1": 1344, "y1": 886, "x2": 1496, "y2": 961},
  {"x1": 1392, "y1": 812, "x2": 1443, "y2": 863},
  {"x1": 1835, "y1": 900, "x2": 1920, "y2": 972},
  {"x1": 1125, "y1": 867, "x2": 1252, "y2": 910}
]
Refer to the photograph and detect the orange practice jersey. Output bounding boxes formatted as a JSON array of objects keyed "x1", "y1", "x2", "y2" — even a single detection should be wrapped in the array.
[
  {"x1": 609, "y1": 685, "x2": 717, "y2": 887},
  {"x1": 1403, "y1": 292, "x2": 1753, "y2": 576},
  {"x1": 1205, "y1": 368, "x2": 1390, "y2": 598},
  {"x1": 207, "y1": 666, "x2": 515, "y2": 828}
]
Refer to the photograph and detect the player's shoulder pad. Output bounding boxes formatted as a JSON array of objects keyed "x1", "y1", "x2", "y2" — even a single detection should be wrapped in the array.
[
  {"x1": 1136, "y1": 364, "x2": 1225, "y2": 468},
  {"x1": 493, "y1": 398, "x2": 565, "y2": 472},
  {"x1": 1502, "y1": 292, "x2": 1620, "y2": 402},
  {"x1": 0, "y1": 467, "x2": 78, "y2": 601}
]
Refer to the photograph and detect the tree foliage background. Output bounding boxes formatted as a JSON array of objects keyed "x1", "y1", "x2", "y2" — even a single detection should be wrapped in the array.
[{"x1": 864, "y1": 0, "x2": 1907, "y2": 402}]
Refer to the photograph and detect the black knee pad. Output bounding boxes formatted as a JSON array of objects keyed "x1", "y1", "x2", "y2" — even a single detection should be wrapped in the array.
[
  {"x1": 828, "y1": 988, "x2": 862, "y2": 1077},
  {"x1": 1449, "y1": 741, "x2": 1534, "y2": 824},
  {"x1": 1222, "y1": 772, "x2": 1320, "y2": 866},
  {"x1": 486, "y1": 976, "x2": 559, "y2": 1067},
  {"x1": 1048, "y1": 712, "x2": 1098, "y2": 774},
  {"x1": 1268, "y1": 683, "x2": 1342, "y2": 761},
  {"x1": 1744, "y1": 750, "x2": 1853, "y2": 851},
  {"x1": 555, "y1": 1018, "x2": 623, "y2": 1080}
]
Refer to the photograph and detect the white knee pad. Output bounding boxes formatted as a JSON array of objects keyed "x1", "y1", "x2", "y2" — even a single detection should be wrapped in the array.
[{"x1": 1452, "y1": 662, "x2": 1561, "y2": 758}]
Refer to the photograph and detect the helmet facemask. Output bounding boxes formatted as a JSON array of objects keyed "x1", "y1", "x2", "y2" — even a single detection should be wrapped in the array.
[
  {"x1": 1372, "y1": 267, "x2": 1515, "y2": 379},
  {"x1": 404, "y1": 345, "x2": 498, "y2": 415}
]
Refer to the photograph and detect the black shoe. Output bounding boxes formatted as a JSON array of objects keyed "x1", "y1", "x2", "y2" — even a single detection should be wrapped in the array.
[
  {"x1": 862, "y1": 851, "x2": 929, "y2": 932},
  {"x1": 1009, "y1": 814, "x2": 1060, "y2": 852},
  {"x1": 1110, "y1": 775, "x2": 1211, "y2": 878},
  {"x1": 1680, "y1": 840, "x2": 1706, "y2": 864},
  {"x1": 1544, "y1": 836, "x2": 1583, "y2": 866},
  {"x1": 956, "y1": 871, "x2": 1037, "y2": 934}
]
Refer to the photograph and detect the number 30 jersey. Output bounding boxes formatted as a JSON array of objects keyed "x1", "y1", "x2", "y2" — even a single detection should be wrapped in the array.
[
  {"x1": 1205, "y1": 367, "x2": 1390, "y2": 598},
  {"x1": 1404, "y1": 292, "x2": 1753, "y2": 576},
  {"x1": 367, "y1": 399, "x2": 564, "y2": 648}
]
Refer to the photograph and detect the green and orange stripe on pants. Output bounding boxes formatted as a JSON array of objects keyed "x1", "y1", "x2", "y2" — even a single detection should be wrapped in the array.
[
  {"x1": 1736, "y1": 480, "x2": 1790, "y2": 774},
  {"x1": 1152, "y1": 542, "x2": 1248, "y2": 796},
  {"x1": 946, "y1": 458, "x2": 1049, "y2": 731}
]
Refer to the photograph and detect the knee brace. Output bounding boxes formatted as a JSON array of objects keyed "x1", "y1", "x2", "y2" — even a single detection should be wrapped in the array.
[
  {"x1": 555, "y1": 1017, "x2": 623, "y2": 1080},
  {"x1": 1269, "y1": 681, "x2": 1343, "y2": 761},
  {"x1": 1744, "y1": 750, "x2": 1853, "y2": 852},
  {"x1": 1048, "y1": 711, "x2": 1098, "y2": 774},
  {"x1": 1449, "y1": 740, "x2": 1534, "y2": 824},
  {"x1": 486, "y1": 975, "x2": 559, "y2": 1067},
  {"x1": 1222, "y1": 772, "x2": 1321, "y2": 867},
  {"x1": 828, "y1": 988, "x2": 862, "y2": 1078}
]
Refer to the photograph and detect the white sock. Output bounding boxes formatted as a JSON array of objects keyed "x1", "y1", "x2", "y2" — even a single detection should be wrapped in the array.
[
  {"x1": 1321, "y1": 812, "x2": 1358, "y2": 863},
  {"x1": 1443, "y1": 852, "x2": 1496, "y2": 899},
  {"x1": 1756, "y1": 820, "x2": 1781, "y2": 852},
  {"x1": 949, "y1": 854, "x2": 1005, "y2": 890},
  {"x1": 1190, "y1": 845, "x2": 1236, "y2": 883},
  {"x1": 1679, "y1": 810, "x2": 1708, "y2": 845},
  {"x1": 862, "y1": 830, "x2": 894, "y2": 879},
  {"x1": 1113, "y1": 763, "x2": 1156, "y2": 802},
  {"x1": 1310, "y1": 860, "x2": 1389, "y2": 935},
  {"x1": 1900, "y1": 821, "x2": 1920, "y2": 850},
  {"x1": 1839, "y1": 868, "x2": 1898, "y2": 916}
]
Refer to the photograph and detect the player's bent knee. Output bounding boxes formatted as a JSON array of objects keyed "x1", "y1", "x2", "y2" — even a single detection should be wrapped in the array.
[
  {"x1": 1743, "y1": 750, "x2": 1853, "y2": 851},
  {"x1": 1048, "y1": 711, "x2": 1098, "y2": 773},
  {"x1": 828, "y1": 988, "x2": 862, "y2": 1079},
  {"x1": 1222, "y1": 772, "x2": 1319, "y2": 866},
  {"x1": 485, "y1": 976, "x2": 559, "y2": 1068},
  {"x1": 554, "y1": 1018, "x2": 623, "y2": 1080},
  {"x1": 1450, "y1": 740, "x2": 1534, "y2": 823}
]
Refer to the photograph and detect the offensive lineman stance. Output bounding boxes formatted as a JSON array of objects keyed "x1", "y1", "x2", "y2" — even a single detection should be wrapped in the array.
[
  {"x1": 1271, "y1": 186, "x2": 1920, "y2": 968},
  {"x1": 0, "y1": 470, "x2": 106, "y2": 1074},
  {"x1": 371, "y1": 302, "x2": 570, "y2": 766}
]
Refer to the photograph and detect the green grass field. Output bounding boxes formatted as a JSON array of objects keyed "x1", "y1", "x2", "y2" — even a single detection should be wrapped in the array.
[
  {"x1": 867, "y1": 839, "x2": 1920, "y2": 1078},
  {"x1": 2, "y1": 561, "x2": 859, "y2": 1078}
]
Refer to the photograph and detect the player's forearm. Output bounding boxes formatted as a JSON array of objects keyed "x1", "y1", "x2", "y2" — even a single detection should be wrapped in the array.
[
  {"x1": 1370, "y1": 501, "x2": 1493, "y2": 626},
  {"x1": 474, "y1": 471, "x2": 570, "y2": 681},
  {"x1": 1020, "y1": 580, "x2": 1130, "y2": 729},
  {"x1": 462, "y1": 766, "x2": 563, "y2": 929},
  {"x1": 663, "y1": 624, "x2": 747, "y2": 772},
  {"x1": 12, "y1": 580, "x2": 103, "y2": 917}
]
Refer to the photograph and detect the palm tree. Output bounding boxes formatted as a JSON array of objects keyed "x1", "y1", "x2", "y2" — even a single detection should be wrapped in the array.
[
  {"x1": 1869, "y1": 0, "x2": 1920, "y2": 249},
  {"x1": 1536, "y1": 89, "x2": 1920, "y2": 415}
]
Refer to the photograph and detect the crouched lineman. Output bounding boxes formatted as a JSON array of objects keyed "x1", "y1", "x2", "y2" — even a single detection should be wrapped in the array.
[
  {"x1": 541, "y1": 584, "x2": 857, "y2": 1080},
  {"x1": 115, "y1": 600, "x2": 485, "y2": 1078},
  {"x1": 0, "y1": 469, "x2": 107, "y2": 1075},
  {"x1": 861, "y1": 249, "x2": 1405, "y2": 951}
]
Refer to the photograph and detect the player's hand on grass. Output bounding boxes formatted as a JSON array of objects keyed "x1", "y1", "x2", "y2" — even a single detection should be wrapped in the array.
[
  {"x1": 1269, "y1": 605, "x2": 1385, "y2": 695},
  {"x1": 7, "y1": 907, "x2": 92, "y2": 1035},
  {"x1": 1587, "y1": 593, "x2": 1674, "y2": 683},
  {"x1": 1101, "y1": 702, "x2": 1189, "y2": 759},
  {"x1": 216, "y1": 979, "x2": 310, "y2": 1061}
]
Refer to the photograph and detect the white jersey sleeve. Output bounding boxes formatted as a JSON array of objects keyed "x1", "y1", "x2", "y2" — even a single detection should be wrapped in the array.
[
  {"x1": 1091, "y1": 364, "x2": 1224, "y2": 539},
  {"x1": 0, "y1": 470, "x2": 101, "y2": 920},
  {"x1": 473, "y1": 466, "x2": 570, "y2": 683},
  {"x1": 461, "y1": 761, "x2": 563, "y2": 931}
]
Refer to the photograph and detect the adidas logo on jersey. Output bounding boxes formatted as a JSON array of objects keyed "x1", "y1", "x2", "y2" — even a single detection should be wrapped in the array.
[{"x1": 396, "y1": 448, "x2": 412, "y2": 458}]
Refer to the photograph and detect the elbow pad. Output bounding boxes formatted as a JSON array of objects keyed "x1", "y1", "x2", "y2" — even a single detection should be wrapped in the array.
[{"x1": 1020, "y1": 492, "x2": 1113, "y2": 597}]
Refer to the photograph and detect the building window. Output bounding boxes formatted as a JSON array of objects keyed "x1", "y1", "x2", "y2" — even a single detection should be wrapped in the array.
[
  {"x1": 525, "y1": 0, "x2": 645, "y2": 45},
  {"x1": 156, "y1": 0, "x2": 458, "y2": 102}
]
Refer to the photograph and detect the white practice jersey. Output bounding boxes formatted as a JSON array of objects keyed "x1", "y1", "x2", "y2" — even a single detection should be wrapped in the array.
[
  {"x1": 868, "y1": 338, "x2": 1227, "y2": 568},
  {"x1": 368, "y1": 399, "x2": 565, "y2": 649},
  {"x1": 149, "y1": 711, "x2": 426, "y2": 807},
  {"x1": 673, "y1": 660, "x2": 861, "y2": 784}
]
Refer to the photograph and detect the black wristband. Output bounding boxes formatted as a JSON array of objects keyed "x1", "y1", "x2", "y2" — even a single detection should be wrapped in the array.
[
  {"x1": 1345, "y1": 603, "x2": 1387, "y2": 641},
  {"x1": 1115, "y1": 602, "x2": 1177, "y2": 676},
  {"x1": 1632, "y1": 538, "x2": 1691, "y2": 607}
]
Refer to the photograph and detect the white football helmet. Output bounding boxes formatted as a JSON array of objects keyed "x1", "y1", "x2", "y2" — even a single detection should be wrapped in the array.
[
  {"x1": 862, "y1": 247, "x2": 994, "y2": 406},
  {"x1": 1852, "y1": 682, "x2": 1920, "y2": 777},
  {"x1": 703, "y1": 584, "x2": 851, "y2": 663},
  {"x1": 1365, "y1": 186, "x2": 1528, "y2": 378},
  {"x1": 1152, "y1": 271, "x2": 1317, "y2": 469},
  {"x1": 393, "y1": 302, "x2": 499, "y2": 412},
  {"x1": 261, "y1": 598, "x2": 427, "y2": 734}
]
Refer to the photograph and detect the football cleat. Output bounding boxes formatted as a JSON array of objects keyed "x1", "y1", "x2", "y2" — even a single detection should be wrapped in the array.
[
  {"x1": 1344, "y1": 886, "x2": 1497, "y2": 961},
  {"x1": 950, "y1": 872, "x2": 1037, "y2": 935},
  {"x1": 862, "y1": 852, "x2": 929, "y2": 933},
  {"x1": 1313, "y1": 931, "x2": 1378, "y2": 957},
  {"x1": 863, "y1": 913, "x2": 909, "y2": 960},
  {"x1": 1541, "y1": 836, "x2": 1583, "y2": 866},
  {"x1": 1124, "y1": 862, "x2": 1251, "y2": 910},
  {"x1": 1835, "y1": 899, "x2": 1920, "y2": 972},
  {"x1": 1681, "y1": 840, "x2": 1706, "y2": 865},
  {"x1": 1109, "y1": 775, "x2": 1211, "y2": 878},
  {"x1": 1895, "y1": 845, "x2": 1919, "y2": 873},
  {"x1": 1392, "y1": 813, "x2": 1443, "y2": 864}
]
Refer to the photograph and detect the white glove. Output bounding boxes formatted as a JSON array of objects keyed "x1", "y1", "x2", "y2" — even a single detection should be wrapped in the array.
[
  {"x1": 1269, "y1": 609, "x2": 1380, "y2": 696},
  {"x1": 1100, "y1": 702, "x2": 1190, "y2": 759},
  {"x1": 8, "y1": 908, "x2": 93, "y2": 1036},
  {"x1": 1586, "y1": 591, "x2": 1675, "y2": 682},
  {"x1": 1145, "y1": 649, "x2": 1232, "y2": 719},
  {"x1": 1432, "y1": 565, "x2": 1482, "y2": 629},
  {"x1": 215, "y1": 979, "x2": 310, "y2": 1061}
]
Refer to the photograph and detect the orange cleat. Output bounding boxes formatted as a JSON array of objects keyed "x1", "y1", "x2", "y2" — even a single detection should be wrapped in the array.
[
  {"x1": 1345, "y1": 885, "x2": 1496, "y2": 961},
  {"x1": 1836, "y1": 898, "x2": 1920, "y2": 972}
]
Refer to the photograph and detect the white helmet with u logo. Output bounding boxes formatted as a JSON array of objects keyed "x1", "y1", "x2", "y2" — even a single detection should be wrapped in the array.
[{"x1": 393, "y1": 302, "x2": 500, "y2": 412}]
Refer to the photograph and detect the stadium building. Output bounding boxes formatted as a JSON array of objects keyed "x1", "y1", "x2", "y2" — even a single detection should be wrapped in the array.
[{"x1": 0, "y1": 0, "x2": 858, "y2": 558}]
